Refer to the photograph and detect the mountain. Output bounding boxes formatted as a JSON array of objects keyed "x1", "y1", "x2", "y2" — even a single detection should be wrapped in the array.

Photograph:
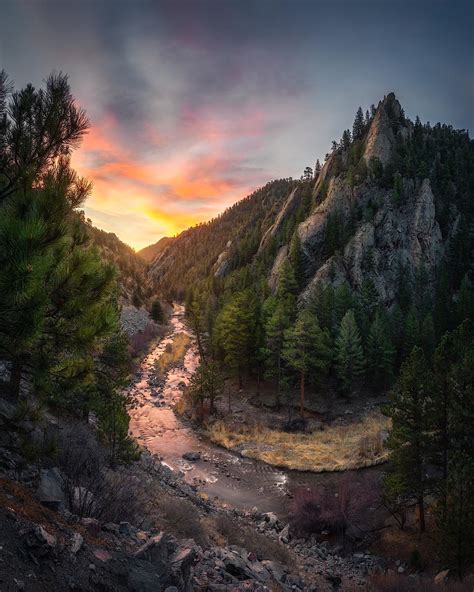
[
  {"x1": 137, "y1": 236, "x2": 173, "y2": 263},
  {"x1": 147, "y1": 178, "x2": 306, "y2": 300},
  {"x1": 146, "y1": 93, "x2": 474, "y2": 315},
  {"x1": 86, "y1": 223, "x2": 155, "y2": 307}
]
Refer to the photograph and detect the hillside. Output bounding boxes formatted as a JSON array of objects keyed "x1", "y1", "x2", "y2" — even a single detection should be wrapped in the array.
[
  {"x1": 147, "y1": 93, "x2": 474, "y2": 314},
  {"x1": 86, "y1": 223, "x2": 155, "y2": 307},
  {"x1": 147, "y1": 178, "x2": 305, "y2": 300},
  {"x1": 137, "y1": 236, "x2": 173, "y2": 263}
]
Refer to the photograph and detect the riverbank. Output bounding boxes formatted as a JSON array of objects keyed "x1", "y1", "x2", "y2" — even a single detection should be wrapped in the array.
[{"x1": 206, "y1": 409, "x2": 390, "y2": 473}]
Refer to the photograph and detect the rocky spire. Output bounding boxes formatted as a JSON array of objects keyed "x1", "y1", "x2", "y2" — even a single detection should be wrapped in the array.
[{"x1": 363, "y1": 92, "x2": 406, "y2": 166}]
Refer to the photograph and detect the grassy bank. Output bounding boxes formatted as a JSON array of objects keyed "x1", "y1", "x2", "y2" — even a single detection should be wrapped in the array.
[
  {"x1": 154, "y1": 332, "x2": 191, "y2": 377},
  {"x1": 207, "y1": 410, "x2": 390, "y2": 472}
]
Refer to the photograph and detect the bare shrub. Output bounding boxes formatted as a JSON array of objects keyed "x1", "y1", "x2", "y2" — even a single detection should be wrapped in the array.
[
  {"x1": 156, "y1": 495, "x2": 209, "y2": 548},
  {"x1": 215, "y1": 514, "x2": 293, "y2": 567},
  {"x1": 56, "y1": 423, "x2": 152, "y2": 525},
  {"x1": 289, "y1": 473, "x2": 381, "y2": 540}
]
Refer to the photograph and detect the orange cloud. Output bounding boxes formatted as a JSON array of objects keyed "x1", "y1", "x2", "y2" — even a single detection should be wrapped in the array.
[{"x1": 72, "y1": 109, "x2": 267, "y2": 249}]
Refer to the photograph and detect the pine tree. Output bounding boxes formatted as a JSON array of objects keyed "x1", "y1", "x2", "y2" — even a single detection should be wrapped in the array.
[
  {"x1": 386, "y1": 347, "x2": 434, "y2": 533},
  {"x1": 335, "y1": 310, "x2": 364, "y2": 393},
  {"x1": 341, "y1": 129, "x2": 351, "y2": 150},
  {"x1": 314, "y1": 159, "x2": 321, "y2": 178},
  {"x1": 95, "y1": 333, "x2": 138, "y2": 466},
  {"x1": 333, "y1": 282, "x2": 355, "y2": 332},
  {"x1": 187, "y1": 299, "x2": 207, "y2": 360},
  {"x1": 214, "y1": 291, "x2": 255, "y2": 389},
  {"x1": 262, "y1": 298, "x2": 292, "y2": 407},
  {"x1": 436, "y1": 455, "x2": 474, "y2": 577},
  {"x1": 288, "y1": 232, "x2": 304, "y2": 291},
  {"x1": 151, "y1": 299, "x2": 163, "y2": 323},
  {"x1": 358, "y1": 278, "x2": 379, "y2": 337},
  {"x1": 0, "y1": 74, "x2": 118, "y2": 404},
  {"x1": 188, "y1": 359, "x2": 224, "y2": 418},
  {"x1": 366, "y1": 311, "x2": 395, "y2": 388},
  {"x1": 282, "y1": 308, "x2": 332, "y2": 418},
  {"x1": 352, "y1": 106, "x2": 365, "y2": 141},
  {"x1": 403, "y1": 306, "x2": 420, "y2": 360}
]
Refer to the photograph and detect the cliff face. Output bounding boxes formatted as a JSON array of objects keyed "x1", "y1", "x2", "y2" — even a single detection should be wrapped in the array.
[{"x1": 300, "y1": 177, "x2": 444, "y2": 305}]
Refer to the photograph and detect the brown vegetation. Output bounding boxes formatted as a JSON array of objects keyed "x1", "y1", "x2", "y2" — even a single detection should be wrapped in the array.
[
  {"x1": 154, "y1": 332, "x2": 191, "y2": 377},
  {"x1": 208, "y1": 410, "x2": 390, "y2": 472}
]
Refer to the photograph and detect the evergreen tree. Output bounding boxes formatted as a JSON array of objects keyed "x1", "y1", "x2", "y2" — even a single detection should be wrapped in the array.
[
  {"x1": 366, "y1": 311, "x2": 395, "y2": 388},
  {"x1": 150, "y1": 299, "x2": 163, "y2": 323},
  {"x1": 358, "y1": 278, "x2": 379, "y2": 337},
  {"x1": 335, "y1": 310, "x2": 364, "y2": 393},
  {"x1": 403, "y1": 306, "x2": 420, "y2": 359},
  {"x1": 187, "y1": 299, "x2": 207, "y2": 360},
  {"x1": 314, "y1": 159, "x2": 321, "y2": 178},
  {"x1": 309, "y1": 283, "x2": 335, "y2": 332},
  {"x1": 288, "y1": 232, "x2": 304, "y2": 290},
  {"x1": 188, "y1": 359, "x2": 224, "y2": 418},
  {"x1": 282, "y1": 308, "x2": 332, "y2": 418},
  {"x1": 95, "y1": 333, "x2": 138, "y2": 466},
  {"x1": 386, "y1": 347, "x2": 434, "y2": 533},
  {"x1": 213, "y1": 291, "x2": 255, "y2": 389},
  {"x1": 262, "y1": 298, "x2": 292, "y2": 407},
  {"x1": 341, "y1": 129, "x2": 351, "y2": 150},
  {"x1": 0, "y1": 74, "x2": 118, "y2": 404},
  {"x1": 302, "y1": 166, "x2": 313, "y2": 181},
  {"x1": 333, "y1": 283, "x2": 355, "y2": 333},
  {"x1": 352, "y1": 106, "x2": 365, "y2": 141},
  {"x1": 436, "y1": 455, "x2": 474, "y2": 577}
]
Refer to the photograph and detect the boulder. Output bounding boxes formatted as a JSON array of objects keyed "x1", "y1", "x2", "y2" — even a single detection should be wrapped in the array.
[
  {"x1": 263, "y1": 512, "x2": 278, "y2": 527},
  {"x1": 70, "y1": 532, "x2": 83, "y2": 554},
  {"x1": 182, "y1": 451, "x2": 201, "y2": 462},
  {"x1": 434, "y1": 570, "x2": 449, "y2": 585},
  {"x1": 24, "y1": 524, "x2": 57, "y2": 556},
  {"x1": 127, "y1": 560, "x2": 163, "y2": 592},
  {"x1": 133, "y1": 532, "x2": 175, "y2": 566},
  {"x1": 37, "y1": 467, "x2": 65, "y2": 511}
]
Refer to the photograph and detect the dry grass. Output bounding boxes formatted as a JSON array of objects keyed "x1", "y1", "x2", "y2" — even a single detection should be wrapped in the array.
[
  {"x1": 154, "y1": 332, "x2": 191, "y2": 377},
  {"x1": 207, "y1": 410, "x2": 390, "y2": 472}
]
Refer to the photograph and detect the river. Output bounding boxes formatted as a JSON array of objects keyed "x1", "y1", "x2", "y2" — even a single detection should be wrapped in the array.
[{"x1": 128, "y1": 304, "x2": 378, "y2": 517}]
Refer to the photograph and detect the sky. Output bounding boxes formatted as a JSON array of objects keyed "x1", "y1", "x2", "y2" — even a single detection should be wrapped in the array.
[{"x1": 1, "y1": 0, "x2": 473, "y2": 250}]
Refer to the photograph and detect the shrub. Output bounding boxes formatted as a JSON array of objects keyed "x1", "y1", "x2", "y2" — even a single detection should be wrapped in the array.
[
  {"x1": 56, "y1": 424, "x2": 152, "y2": 525},
  {"x1": 156, "y1": 496, "x2": 209, "y2": 548},
  {"x1": 289, "y1": 473, "x2": 381, "y2": 540},
  {"x1": 282, "y1": 418, "x2": 308, "y2": 433},
  {"x1": 215, "y1": 514, "x2": 293, "y2": 567}
]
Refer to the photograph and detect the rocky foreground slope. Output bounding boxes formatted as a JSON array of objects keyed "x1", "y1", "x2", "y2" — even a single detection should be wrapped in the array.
[{"x1": 1, "y1": 394, "x2": 386, "y2": 592}]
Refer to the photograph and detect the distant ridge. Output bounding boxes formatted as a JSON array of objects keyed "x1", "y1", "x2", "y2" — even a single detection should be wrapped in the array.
[{"x1": 138, "y1": 236, "x2": 173, "y2": 262}]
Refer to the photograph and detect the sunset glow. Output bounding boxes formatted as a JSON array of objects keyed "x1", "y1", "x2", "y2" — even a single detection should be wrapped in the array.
[{"x1": 3, "y1": 0, "x2": 471, "y2": 250}]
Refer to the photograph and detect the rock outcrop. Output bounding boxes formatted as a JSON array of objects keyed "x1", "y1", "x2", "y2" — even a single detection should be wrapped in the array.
[{"x1": 300, "y1": 177, "x2": 444, "y2": 304}]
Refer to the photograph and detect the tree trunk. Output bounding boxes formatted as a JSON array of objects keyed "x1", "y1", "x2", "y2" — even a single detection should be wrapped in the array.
[{"x1": 300, "y1": 372, "x2": 305, "y2": 419}]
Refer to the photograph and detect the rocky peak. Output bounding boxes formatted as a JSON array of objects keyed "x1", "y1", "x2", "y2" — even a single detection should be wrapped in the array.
[{"x1": 363, "y1": 92, "x2": 407, "y2": 166}]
